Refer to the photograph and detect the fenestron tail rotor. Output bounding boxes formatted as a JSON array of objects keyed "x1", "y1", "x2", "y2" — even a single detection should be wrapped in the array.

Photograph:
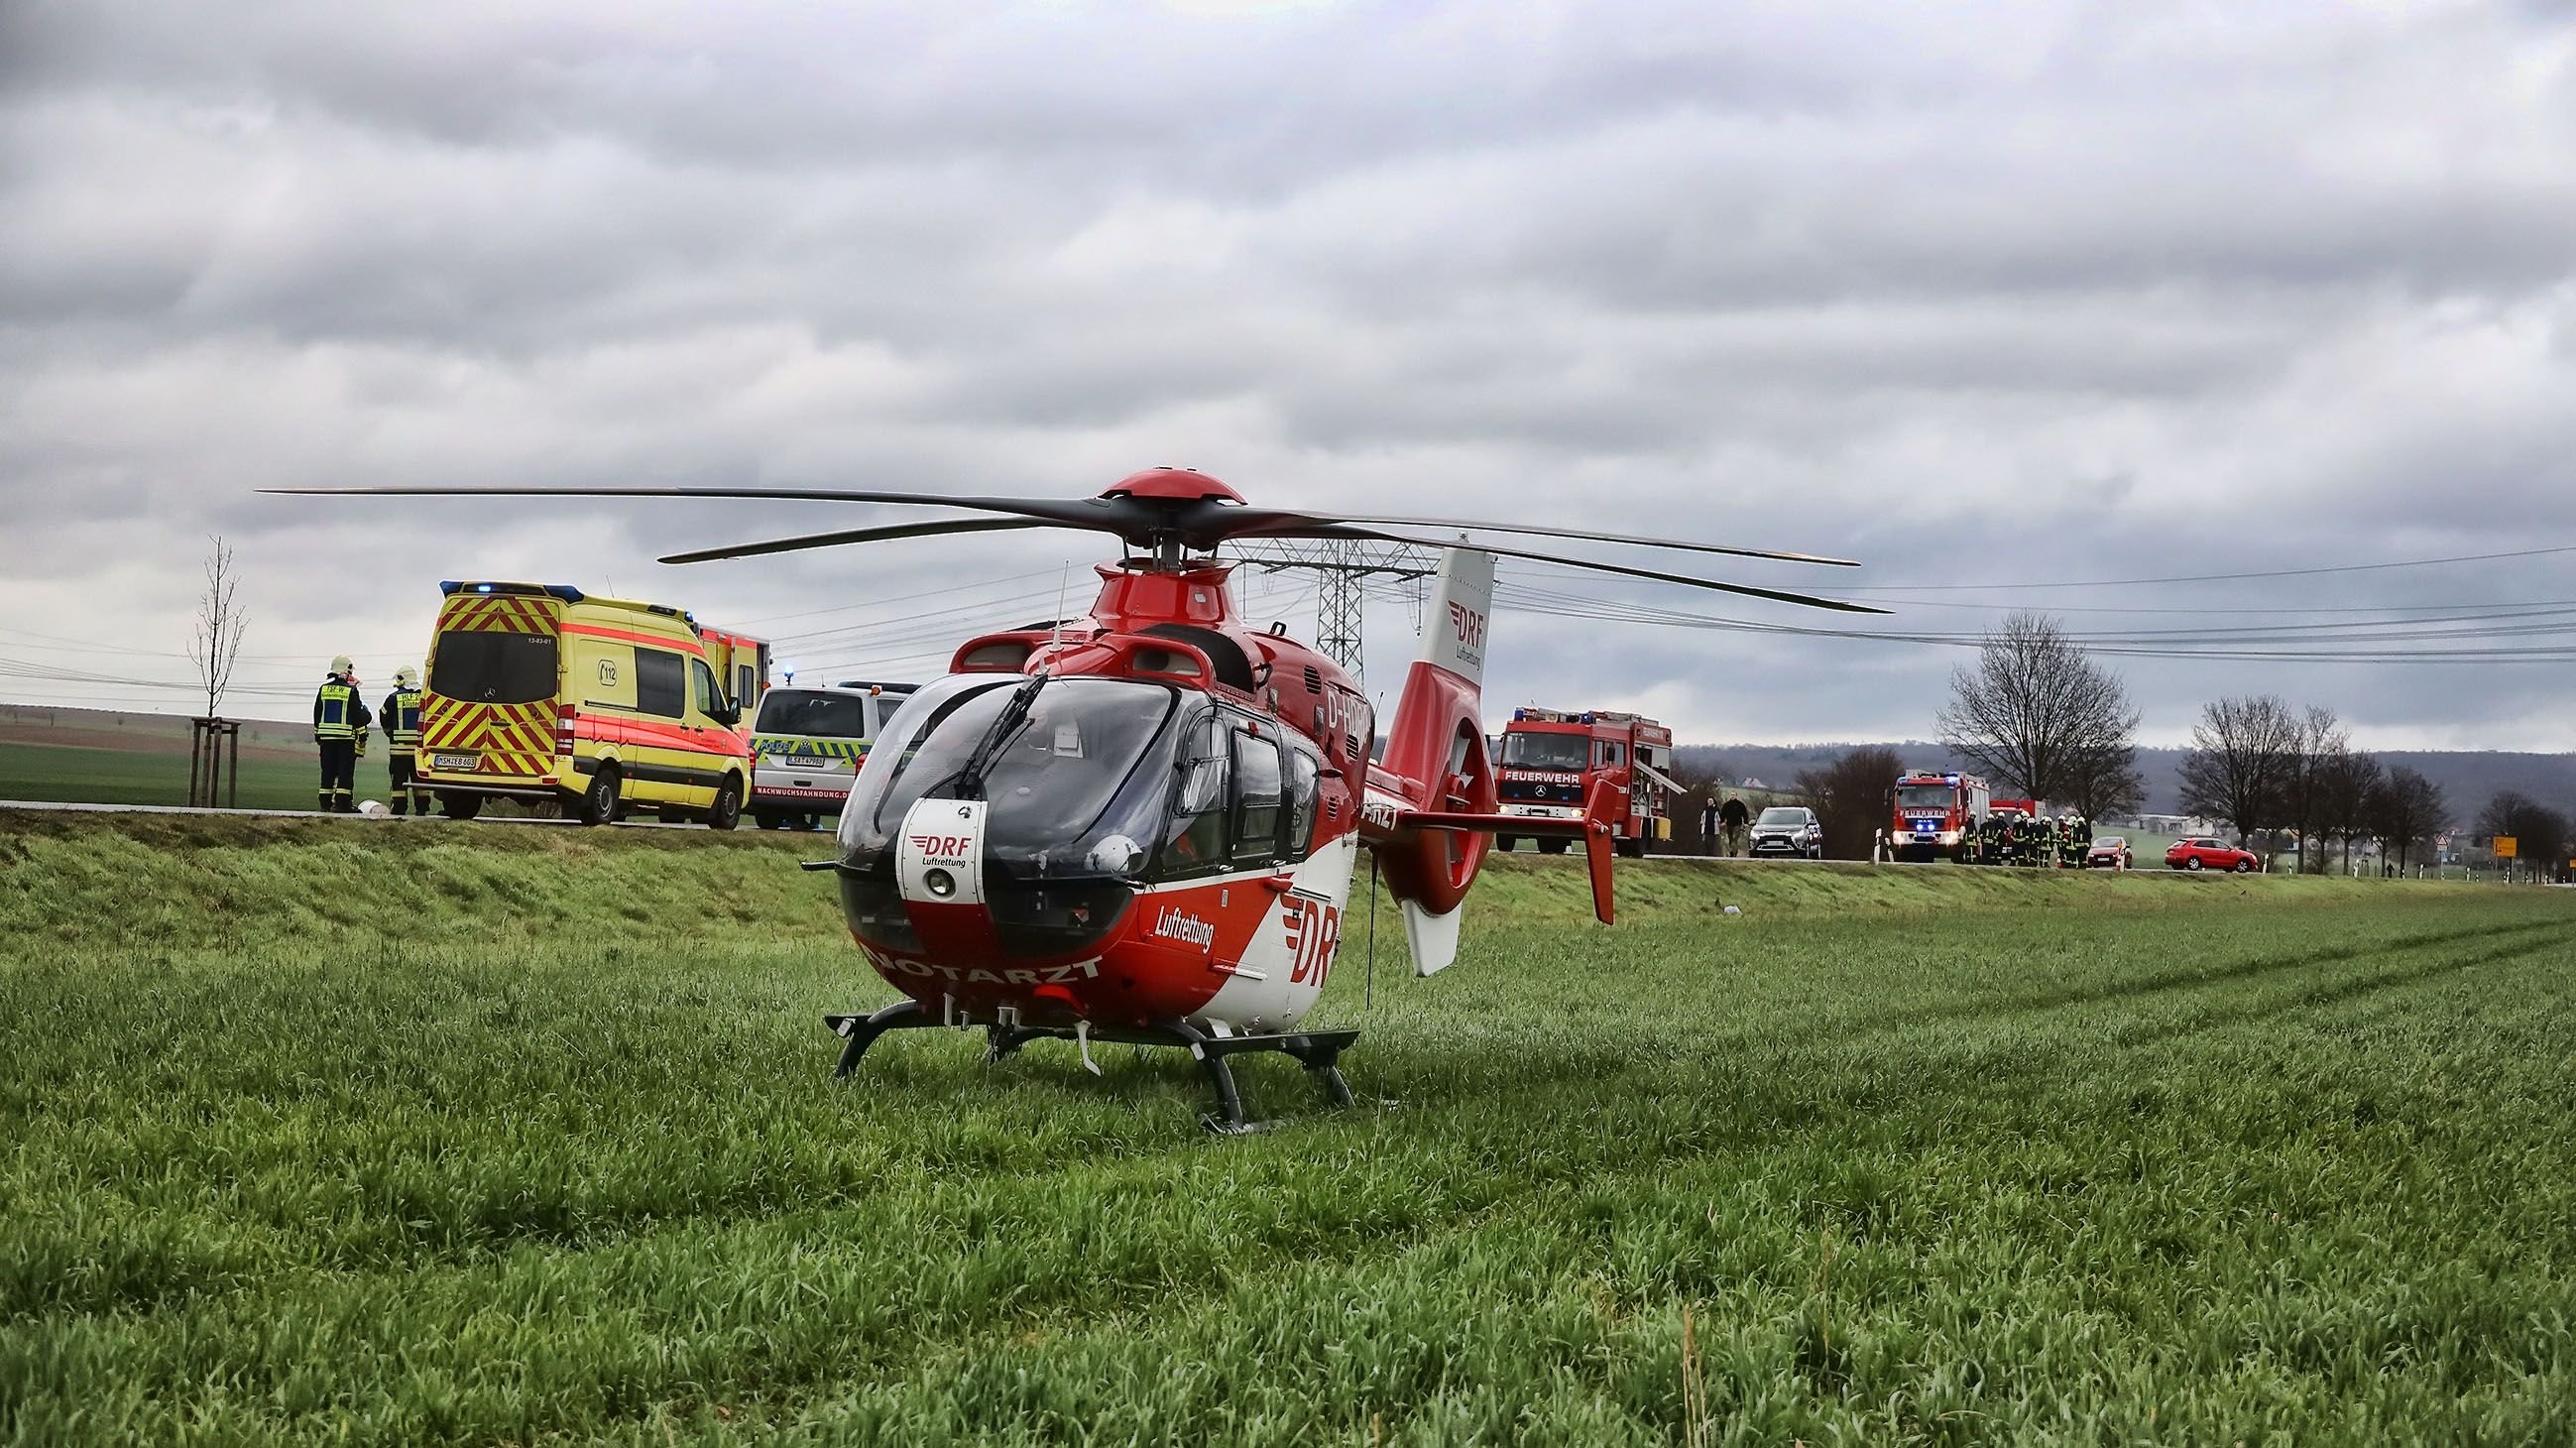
[{"x1": 261, "y1": 466, "x2": 1885, "y2": 613}]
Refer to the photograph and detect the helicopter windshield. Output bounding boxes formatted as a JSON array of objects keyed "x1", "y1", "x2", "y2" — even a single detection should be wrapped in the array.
[{"x1": 838, "y1": 673, "x2": 1191, "y2": 880}]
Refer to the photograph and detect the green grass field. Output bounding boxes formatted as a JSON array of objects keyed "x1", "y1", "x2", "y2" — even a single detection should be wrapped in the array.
[
  {"x1": 0, "y1": 739, "x2": 323, "y2": 812},
  {"x1": 3, "y1": 812, "x2": 2571, "y2": 1445}
]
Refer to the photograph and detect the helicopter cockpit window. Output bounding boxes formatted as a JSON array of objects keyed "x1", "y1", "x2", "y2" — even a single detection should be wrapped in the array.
[
  {"x1": 838, "y1": 674, "x2": 1187, "y2": 881},
  {"x1": 1284, "y1": 743, "x2": 1322, "y2": 862},
  {"x1": 1230, "y1": 726, "x2": 1284, "y2": 865}
]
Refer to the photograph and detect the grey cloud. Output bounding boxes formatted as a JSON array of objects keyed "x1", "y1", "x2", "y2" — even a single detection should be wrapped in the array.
[{"x1": 3, "y1": 0, "x2": 2573, "y2": 752}]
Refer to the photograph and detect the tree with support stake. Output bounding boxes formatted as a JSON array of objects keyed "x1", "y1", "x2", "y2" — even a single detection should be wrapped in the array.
[{"x1": 186, "y1": 536, "x2": 251, "y2": 809}]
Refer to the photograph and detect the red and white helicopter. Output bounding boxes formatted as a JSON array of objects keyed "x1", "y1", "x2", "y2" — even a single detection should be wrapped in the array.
[{"x1": 280, "y1": 469, "x2": 1879, "y2": 1130}]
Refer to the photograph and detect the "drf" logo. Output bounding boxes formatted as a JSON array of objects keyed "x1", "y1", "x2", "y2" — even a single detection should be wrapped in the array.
[
  {"x1": 1448, "y1": 601, "x2": 1486, "y2": 651},
  {"x1": 1281, "y1": 898, "x2": 1344, "y2": 986}
]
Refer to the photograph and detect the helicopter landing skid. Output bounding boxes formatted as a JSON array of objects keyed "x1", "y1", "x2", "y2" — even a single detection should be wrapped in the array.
[{"x1": 822, "y1": 1005, "x2": 1360, "y2": 1135}]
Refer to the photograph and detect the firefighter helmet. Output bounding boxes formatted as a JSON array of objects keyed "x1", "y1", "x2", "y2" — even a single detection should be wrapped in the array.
[
  {"x1": 330, "y1": 654, "x2": 355, "y2": 675},
  {"x1": 396, "y1": 665, "x2": 419, "y2": 688}
]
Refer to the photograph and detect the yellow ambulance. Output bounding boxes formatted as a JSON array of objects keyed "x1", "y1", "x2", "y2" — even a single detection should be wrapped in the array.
[{"x1": 416, "y1": 581, "x2": 758, "y2": 827}]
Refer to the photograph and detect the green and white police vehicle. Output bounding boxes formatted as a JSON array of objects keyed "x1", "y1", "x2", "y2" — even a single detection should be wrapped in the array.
[{"x1": 748, "y1": 680, "x2": 915, "y2": 831}]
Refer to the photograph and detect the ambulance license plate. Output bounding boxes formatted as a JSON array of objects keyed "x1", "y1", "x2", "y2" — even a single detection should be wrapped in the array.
[{"x1": 432, "y1": 753, "x2": 479, "y2": 772}]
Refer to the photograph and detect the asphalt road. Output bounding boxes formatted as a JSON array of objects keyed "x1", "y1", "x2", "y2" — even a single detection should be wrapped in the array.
[{"x1": 0, "y1": 798, "x2": 712, "y2": 830}]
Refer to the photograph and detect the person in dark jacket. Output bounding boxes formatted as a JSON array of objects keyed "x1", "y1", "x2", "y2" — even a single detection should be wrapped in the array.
[{"x1": 313, "y1": 656, "x2": 372, "y2": 813}]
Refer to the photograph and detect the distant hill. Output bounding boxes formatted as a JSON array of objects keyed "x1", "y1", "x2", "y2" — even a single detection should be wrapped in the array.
[{"x1": 1678, "y1": 740, "x2": 2576, "y2": 819}]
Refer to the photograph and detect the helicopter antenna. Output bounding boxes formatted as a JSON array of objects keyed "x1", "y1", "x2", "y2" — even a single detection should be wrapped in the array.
[{"x1": 1049, "y1": 561, "x2": 1071, "y2": 655}]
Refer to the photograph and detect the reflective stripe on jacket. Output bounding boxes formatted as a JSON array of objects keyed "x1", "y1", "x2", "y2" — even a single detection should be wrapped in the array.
[
  {"x1": 382, "y1": 688, "x2": 424, "y2": 749},
  {"x1": 314, "y1": 681, "x2": 359, "y2": 741}
]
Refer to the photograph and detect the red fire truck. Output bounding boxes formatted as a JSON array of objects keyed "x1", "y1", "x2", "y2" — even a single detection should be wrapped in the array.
[
  {"x1": 1495, "y1": 707, "x2": 1679, "y2": 858},
  {"x1": 1892, "y1": 771, "x2": 1990, "y2": 862}
]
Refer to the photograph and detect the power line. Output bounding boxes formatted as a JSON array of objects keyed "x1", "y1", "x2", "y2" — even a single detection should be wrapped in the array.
[
  {"x1": 733, "y1": 567, "x2": 1064, "y2": 628},
  {"x1": 1488, "y1": 577, "x2": 2576, "y2": 663},
  {"x1": 1838, "y1": 543, "x2": 2576, "y2": 593}
]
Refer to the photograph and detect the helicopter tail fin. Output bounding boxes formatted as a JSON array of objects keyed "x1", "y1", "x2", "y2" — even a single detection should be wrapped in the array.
[
  {"x1": 1396, "y1": 898, "x2": 1464, "y2": 979},
  {"x1": 1368, "y1": 547, "x2": 1499, "y2": 975}
]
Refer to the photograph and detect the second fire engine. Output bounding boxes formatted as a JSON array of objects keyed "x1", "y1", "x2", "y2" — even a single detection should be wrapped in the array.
[{"x1": 1495, "y1": 707, "x2": 1679, "y2": 858}]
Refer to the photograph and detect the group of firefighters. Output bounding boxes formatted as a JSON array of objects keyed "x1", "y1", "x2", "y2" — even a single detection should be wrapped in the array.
[
  {"x1": 1969, "y1": 811, "x2": 2096, "y2": 868},
  {"x1": 311, "y1": 656, "x2": 431, "y2": 815}
]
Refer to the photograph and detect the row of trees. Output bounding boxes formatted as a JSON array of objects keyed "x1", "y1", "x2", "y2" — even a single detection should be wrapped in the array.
[
  {"x1": 1916, "y1": 613, "x2": 2510, "y2": 876},
  {"x1": 2174, "y1": 694, "x2": 2450, "y2": 872},
  {"x1": 1734, "y1": 610, "x2": 2549, "y2": 876}
]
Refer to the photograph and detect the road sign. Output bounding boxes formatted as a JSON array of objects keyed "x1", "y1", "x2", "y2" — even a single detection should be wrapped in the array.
[{"x1": 2494, "y1": 835, "x2": 2518, "y2": 859}]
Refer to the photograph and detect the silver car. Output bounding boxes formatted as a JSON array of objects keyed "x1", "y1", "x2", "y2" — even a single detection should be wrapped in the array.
[{"x1": 1749, "y1": 805, "x2": 1823, "y2": 859}]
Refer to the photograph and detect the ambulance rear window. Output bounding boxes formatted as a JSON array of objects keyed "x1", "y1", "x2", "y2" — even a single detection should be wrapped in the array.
[
  {"x1": 756, "y1": 690, "x2": 870, "y2": 739},
  {"x1": 429, "y1": 632, "x2": 556, "y2": 705}
]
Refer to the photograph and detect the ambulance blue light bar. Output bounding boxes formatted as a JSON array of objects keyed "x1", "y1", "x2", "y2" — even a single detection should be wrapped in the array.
[{"x1": 439, "y1": 581, "x2": 585, "y2": 601}]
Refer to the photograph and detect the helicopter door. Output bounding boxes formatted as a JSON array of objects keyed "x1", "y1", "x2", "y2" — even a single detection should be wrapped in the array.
[
  {"x1": 1229, "y1": 724, "x2": 1286, "y2": 869},
  {"x1": 1157, "y1": 713, "x2": 1230, "y2": 881},
  {"x1": 1283, "y1": 744, "x2": 1322, "y2": 862}
]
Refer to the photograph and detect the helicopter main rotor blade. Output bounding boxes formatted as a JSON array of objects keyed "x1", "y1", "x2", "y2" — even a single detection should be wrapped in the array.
[
  {"x1": 1218, "y1": 510, "x2": 1858, "y2": 567},
  {"x1": 658, "y1": 517, "x2": 1062, "y2": 564},
  {"x1": 259, "y1": 485, "x2": 1120, "y2": 532},
  {"x1": 1295, "y1": 525, "x2": 1893, "y2": 615},
  {"x1": 262, "y1": 483, "x2": 1875, "y2": 592}
]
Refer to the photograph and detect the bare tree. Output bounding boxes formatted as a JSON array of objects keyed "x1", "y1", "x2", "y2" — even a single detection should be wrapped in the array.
[
  {"x1": 2316, "y1": 750, "x2": 2384, "y2": 875},
  {"x1": 1667, "y1": 760, "x2": 1724, "y2": 853},
  {"x1": 2278, "y1": 706, "x2": 2350, "y2": 874},
  {"x1": 2368, "y1": 767, "x2": 2450, "y2": 875},
  {"x1": 191, "y1": 536, "x2": 250, "y2": 719},
  {"x1": 1792, "y1": 745, "x2": 1905, "y2": 860},
  {"x1": 1936, "y1": 613, "x2": 2139, "y2": 804},
  {"x1": 2060, "y1": 737, "x2": 2147, "y2": 823},
  {"x1": 2176, "y1": 694, "x2": 2300, "y2": 845},
  {"x1": 2476, "y1": 791, "x2": 2570, "y2": 879}
]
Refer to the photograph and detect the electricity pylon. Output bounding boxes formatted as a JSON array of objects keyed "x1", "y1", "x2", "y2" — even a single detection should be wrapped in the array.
[{"x1": 1230, "y1": 539, "x2": 1437, "y2": 687}]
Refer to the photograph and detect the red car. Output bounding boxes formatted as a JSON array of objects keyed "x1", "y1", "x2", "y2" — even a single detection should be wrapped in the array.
[{"x1": 2166, "y1": 837, "x2": 2261, "y2": 873}]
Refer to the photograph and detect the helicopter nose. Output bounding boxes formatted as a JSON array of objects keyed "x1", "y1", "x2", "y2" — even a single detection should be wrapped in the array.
[{"x1": 894, "y1": 798, "x2": 1004, "y2": 959}]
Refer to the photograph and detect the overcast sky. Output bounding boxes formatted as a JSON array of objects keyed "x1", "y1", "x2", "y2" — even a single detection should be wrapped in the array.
[{"x1": 3, "y1": 0, "x2": 2571, "y2": 750}]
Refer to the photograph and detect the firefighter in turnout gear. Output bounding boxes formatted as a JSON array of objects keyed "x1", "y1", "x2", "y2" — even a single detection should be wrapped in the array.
[
  {"x1": 312, "y1": 657, "x2": 372, "y2": 813},
  {"x1": 381, "y1": 665, "x2": 430, "y2": 816}
]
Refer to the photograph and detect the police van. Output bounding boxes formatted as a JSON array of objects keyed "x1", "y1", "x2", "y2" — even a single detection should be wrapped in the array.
[
  {"x1": 748, "y1": 679, "x2": 914, "y2": 830},
  {"x1": 417, "y1": 581, "x2": 761, "y2": 828}
]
